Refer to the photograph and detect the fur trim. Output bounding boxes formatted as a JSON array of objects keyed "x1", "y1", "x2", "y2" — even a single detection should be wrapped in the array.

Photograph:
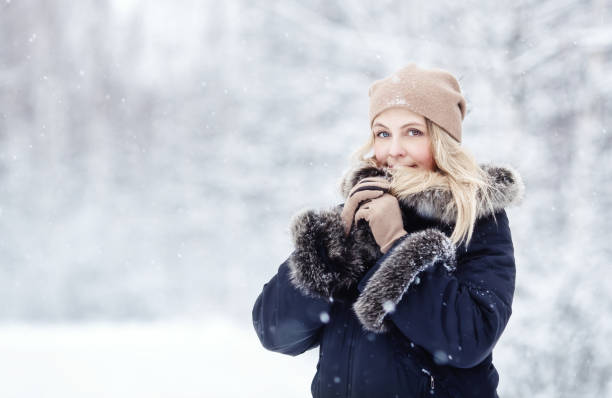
[
  {"x1": 340, "y1": 162, "x2": 524, "y2": 224},
  {"x1": 480, "y1": 163, "x2": 525, "y2": 210},
  {"x1": 289, "y1": 162, "x2": 522, "y2": 301},
  {"x1": 287, "y1": 207, "x2": 369, "y2": 298},
  {"x1": 353, "y1": 229, "x2": 456, "y2": 333}
]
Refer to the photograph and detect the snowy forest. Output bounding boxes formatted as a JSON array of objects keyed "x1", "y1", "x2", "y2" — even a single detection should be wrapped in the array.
[{"x1": 1, "y1": 0, "x2": 611, "y2": 397}]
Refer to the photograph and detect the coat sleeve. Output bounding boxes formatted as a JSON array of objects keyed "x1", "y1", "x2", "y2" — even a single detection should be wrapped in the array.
[
  {"x1": 286, "y1": 205, "x2": 371, "y2": 299},
  {"x1": 252, "y1": 258, "x2": 332, "y2": 356},
  {"x1": 353, "y1": 210, "x2": 516, "y2": 369}
]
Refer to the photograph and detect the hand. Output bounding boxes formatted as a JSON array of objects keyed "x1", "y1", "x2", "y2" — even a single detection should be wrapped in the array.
[
  {"x1": 340, "y1": 177, "x2": 390, "y2": 235},
  {"x1": 354, "y1": 193, "x2": 407, "y2": 253}
]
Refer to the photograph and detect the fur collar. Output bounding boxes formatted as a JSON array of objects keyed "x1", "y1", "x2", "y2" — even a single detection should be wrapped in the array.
[{"x1": 339, "y1": 162, "x2": 524, "y2": 224}]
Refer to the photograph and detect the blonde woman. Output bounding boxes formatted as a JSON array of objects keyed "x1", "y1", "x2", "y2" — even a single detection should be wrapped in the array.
[{"x1": 253, "y1": 64, "x2": 523, "y2": 397}]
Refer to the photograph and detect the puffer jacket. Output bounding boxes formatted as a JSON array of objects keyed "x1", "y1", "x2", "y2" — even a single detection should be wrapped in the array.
[{"x1": 252, "y1": 162, "x2": 524, "y2": 397}]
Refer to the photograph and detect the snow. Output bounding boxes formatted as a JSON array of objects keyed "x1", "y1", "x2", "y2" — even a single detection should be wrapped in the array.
[
  {"x1": 382, "y1": 300, "x2": 396, "y2": 313},
  {"x1": 1, "y1": 0, "x2": 611, "y2": 396},
  {"x1": 0, "y1": 318, "x2": 317, "y2": 398},
  {"x1": 319, "y1": 311, "x2": 330, "y2": 323}
]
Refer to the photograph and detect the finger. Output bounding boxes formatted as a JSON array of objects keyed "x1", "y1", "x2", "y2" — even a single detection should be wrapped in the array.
[
  {"x1": 349, "y1": 189, "x2": 385, "y2": 208},
  {"x1": 345, "y1": 189, "x2": 385, "y2": 215},
  {"x1": 342, "y1": 196, "x2": 375, "y2": 227},
  {"x1": 341, "y1": 214, "x2": 352, "y2": 236},
  {"x1": 377, "y1": 193, "x2": 397, "y2": 203},
  {"x1": 358, "y1": 198, "x2": 372, "y2": 207},
  {"x1": 358, "y1": 176, "x2": 389, "y2": 184},
  {"x1": 349, "y1": 180, "x2": 390, "y2": 199},
  {"x1": 342, "y1": 190, "x2": 382, "y2": 234},
  {"x1": 342, "y1": 179, "x2": 388, "y2": 224},
  {"x1": 348, "y1": 181, "x2": 390, "y2": 197},
  {"x1": 354, "y1": 206, "x2": 369, "y2": 222},
  {"x1": 350, "y1": 176, "x2": 390, "y2": 194},
  {"x1": 356, "y1": 176, "x2": 390, "y2": 186}
]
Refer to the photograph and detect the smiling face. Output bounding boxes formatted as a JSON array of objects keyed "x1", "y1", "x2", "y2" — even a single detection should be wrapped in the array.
[{"x1": 371, "y1": 107, "x2": 436, "y2": 171}]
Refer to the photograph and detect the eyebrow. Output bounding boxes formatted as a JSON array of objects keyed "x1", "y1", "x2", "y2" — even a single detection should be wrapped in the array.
[{"x1": 372, "y1": 122, "x2": 426, "y2": 129}]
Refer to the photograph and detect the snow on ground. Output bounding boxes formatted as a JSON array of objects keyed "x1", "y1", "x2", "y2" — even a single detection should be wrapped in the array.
[{"x1": 0, "y1": 318, "x2": 317, "y2": 398}]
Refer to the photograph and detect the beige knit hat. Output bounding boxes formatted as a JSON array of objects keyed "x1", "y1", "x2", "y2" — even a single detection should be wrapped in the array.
[{"x1": 368, "y1": 64, "x2": 466, "y2": 142}]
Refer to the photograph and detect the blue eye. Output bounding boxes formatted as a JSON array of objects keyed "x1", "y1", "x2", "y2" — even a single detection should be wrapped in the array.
[{"x1": 375, "y1": 129, "x2": 423, "y2": 138}]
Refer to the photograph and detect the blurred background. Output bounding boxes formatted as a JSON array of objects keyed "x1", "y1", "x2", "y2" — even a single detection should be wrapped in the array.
[{"x1": 1, "y1": 0, "x2": 611, "y2": 397}]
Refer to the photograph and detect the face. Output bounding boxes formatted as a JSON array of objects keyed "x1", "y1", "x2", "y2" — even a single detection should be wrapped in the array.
[{"x1": 371, "y1": 107, "x2": 435, "y2": 171}]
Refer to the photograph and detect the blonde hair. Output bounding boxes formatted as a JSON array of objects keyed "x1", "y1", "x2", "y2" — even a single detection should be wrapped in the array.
[{"x1": 349, "y1": 119, "x2": 495, "y2": 246}]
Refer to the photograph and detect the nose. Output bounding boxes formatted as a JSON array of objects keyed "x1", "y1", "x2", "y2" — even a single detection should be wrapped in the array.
[{"x1": 388, "y1": 136, "x2": 405, "y2": 157}]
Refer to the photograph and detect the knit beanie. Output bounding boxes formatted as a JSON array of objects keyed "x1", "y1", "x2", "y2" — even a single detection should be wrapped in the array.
[{"x1": 368, "y1": 64, "x2": 466, "y2": 142}]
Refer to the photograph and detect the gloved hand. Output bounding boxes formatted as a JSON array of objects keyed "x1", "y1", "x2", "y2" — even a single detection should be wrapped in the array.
[
  {"x1": 341, "y1": 177, "x2": 391, "y2": 236},
  {"x1": 354, "y1": 193, "x2": 407, "y2": 253}
]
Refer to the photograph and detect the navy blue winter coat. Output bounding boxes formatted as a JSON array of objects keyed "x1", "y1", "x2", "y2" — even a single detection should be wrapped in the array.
[{"x1": 253, "y1": 162, "x2": 523, "y2": 397}]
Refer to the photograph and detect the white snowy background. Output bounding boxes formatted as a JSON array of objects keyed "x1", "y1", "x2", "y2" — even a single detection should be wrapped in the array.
[{"x1": 1, "y1": 0, "x2": 611, "y2": 397}]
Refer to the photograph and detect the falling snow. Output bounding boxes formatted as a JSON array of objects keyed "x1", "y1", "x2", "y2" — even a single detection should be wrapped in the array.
[{"x1": 1, "y1": 1, "x2": 611, "y2": 397}]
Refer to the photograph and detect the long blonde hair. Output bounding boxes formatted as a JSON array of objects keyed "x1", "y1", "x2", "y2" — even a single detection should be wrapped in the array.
[{"x1": 349, "y1": 119, "x2": 495, "y2": 246}]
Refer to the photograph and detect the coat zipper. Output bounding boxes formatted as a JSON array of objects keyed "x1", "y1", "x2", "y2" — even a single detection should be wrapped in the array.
[{"x1": 346, "y1": 323, "x2": 356, "y2": 397}]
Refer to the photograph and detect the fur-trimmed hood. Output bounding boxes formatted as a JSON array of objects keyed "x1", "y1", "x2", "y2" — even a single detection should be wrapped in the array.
[{"x1": 339, "y1": 162, "x2": 524, "y2": 224}]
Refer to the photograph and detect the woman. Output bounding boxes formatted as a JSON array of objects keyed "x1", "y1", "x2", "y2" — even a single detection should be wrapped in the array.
[{"x1": 252, "y1": 64, "x2": 524, "y2": 397}]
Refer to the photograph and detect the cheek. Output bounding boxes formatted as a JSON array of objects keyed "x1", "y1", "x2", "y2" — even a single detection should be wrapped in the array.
[
  {"x1": 424, "y1": 155, "x2": 435, "y2": 170},
  {"x1": 417, "y1": 146, "x2": 435, "y2": 169},
  {"x1": 373, "y1": 143, "x2": 386, "y2": 161},
  {"x1": 417, "y1": 147, "x2": 432, "y2": 161}
]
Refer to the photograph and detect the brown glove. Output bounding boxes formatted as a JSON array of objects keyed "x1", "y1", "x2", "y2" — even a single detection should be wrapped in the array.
[
  {"x1": 354, "y1": 193, "x2": 407, "y2": 253},
  {"x1": 341, "y1": 177, "x2": 391, "y2": 235}
]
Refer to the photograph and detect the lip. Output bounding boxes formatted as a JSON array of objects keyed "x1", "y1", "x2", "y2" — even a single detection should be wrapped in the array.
[{"x1": 388, "y1": 164, "x2": 417, "y2": 169}]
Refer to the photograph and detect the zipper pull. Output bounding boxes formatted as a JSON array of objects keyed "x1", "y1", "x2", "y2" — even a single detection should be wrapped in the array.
[{"x1": 421, "y1": 368, "x2": 435, "y2": 391}]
